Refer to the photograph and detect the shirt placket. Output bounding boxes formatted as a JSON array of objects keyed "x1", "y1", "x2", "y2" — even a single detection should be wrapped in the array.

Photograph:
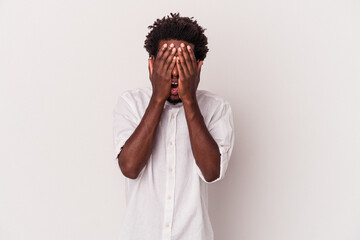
[{"x1": 162, "y1": 108, "x2": 179, "y2": 240}]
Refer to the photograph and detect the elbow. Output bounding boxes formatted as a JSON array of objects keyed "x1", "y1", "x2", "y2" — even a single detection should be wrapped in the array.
[
  {"x1": 203, "y1": 165, "x2": 221, "y2": 182},
  {"x1": 197, "y1": 154, "x2": 221, "y2": 183},
  {"x1": 118, "y1": 155, "x2": 140, "y2": 179},
  {"x1": 204, "y1": 156, "x2": 221, "y2": 182},
  {"x1": 204, "y1": 171, "x2": 220, "y2": 182},
  {"x1": 121, "y1": 168, "x2": 139, "y2": 179}
]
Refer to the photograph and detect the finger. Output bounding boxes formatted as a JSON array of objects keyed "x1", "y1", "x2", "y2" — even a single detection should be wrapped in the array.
[
  {"x1": 180, "y1": 43, "x2": 193, "y2": 72},
  {"x1": 159, "y1": 43, "x2": 175, "y2": 71},
  {"x1": 165, "y1": 55, "x2": 177, "y2": 77},
  {"x1": 187, "y1": 45, "x2": 197, "y2": 69},
  {"x1": 155, "y1": 43, "x2": 168, "y2": 61},
  {"x1": 163, "y1": 47, "x2": 177, "y2": 73},
  {"x1": 177, "y1": 47, "x2": 189, "y2": 76},
  {"x1": 176, "y1": 56, "x2": 185, "y2": 81}
]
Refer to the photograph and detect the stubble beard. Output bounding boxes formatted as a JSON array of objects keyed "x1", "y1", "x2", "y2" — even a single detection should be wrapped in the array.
[{"x1": 167, "y1": 96, "x2": 182, "y2": 105}]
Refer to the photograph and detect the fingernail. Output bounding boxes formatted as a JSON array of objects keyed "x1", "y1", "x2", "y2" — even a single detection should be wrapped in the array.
[
  {"x1": 187, "y1": 45, "x2": 191, "y2": 51},
  {"x1": 180, "y1": 43, "x2": 185, "y2": 48},
  {"x1": 170, "y1": 43, "x2": 174, "y2": 48},
  {"x1": 178, "y1": 47, "x2": 181, "y2": 52},
  {"x1": 163, "y1": 43, "x2": 167, "y2": 48}
]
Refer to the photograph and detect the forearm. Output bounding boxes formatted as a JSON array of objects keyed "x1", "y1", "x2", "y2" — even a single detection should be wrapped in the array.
[
  {"x1": 118, "y1": 96, "x2": 165, "y2": 179},
  {"x1": 183, "y1": 98, "x2": 221, "y2": 182}
]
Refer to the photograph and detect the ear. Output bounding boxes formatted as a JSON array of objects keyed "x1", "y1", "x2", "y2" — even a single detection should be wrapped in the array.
[{"x1": 148, "y1": 56, "x2": 154, "y2": 80}]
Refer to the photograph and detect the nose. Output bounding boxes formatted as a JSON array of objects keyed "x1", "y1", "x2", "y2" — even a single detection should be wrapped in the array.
[{"x1": 171, "y1": 63, "x2": 179, "y2": 79}]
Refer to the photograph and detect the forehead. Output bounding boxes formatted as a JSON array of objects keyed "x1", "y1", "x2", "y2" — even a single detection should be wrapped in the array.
[{"x1": 157, "y1": 39, "x2": 195, "y2": 51}]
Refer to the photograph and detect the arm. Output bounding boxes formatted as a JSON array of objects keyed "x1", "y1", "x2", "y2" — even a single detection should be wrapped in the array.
[
  {"x1": 176, "y1": 43, "x2": 220, "y2": 182},
  {"x1": 118, "y1": 43, "x2": 177, "y2": 179},
  {"x1": 183, "y1": 99, "x2": 221, "y2": 182},
  {"x1": 117, "y1": 97, "x2": 165, "y2": 179}
]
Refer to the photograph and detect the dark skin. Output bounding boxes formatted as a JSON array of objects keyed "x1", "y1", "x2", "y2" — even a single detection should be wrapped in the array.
[{"x1": 117, "y1": 39, "x2": 221, "y2": 182}]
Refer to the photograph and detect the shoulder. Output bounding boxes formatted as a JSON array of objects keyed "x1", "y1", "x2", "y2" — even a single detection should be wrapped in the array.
[
  {"x1": 117, "y1": 87, "x2": 152, "y2": 104},
  {"x1": 196, "y1": 90, "x2": 234, "y2": 130},
  {"x1": 196, "y1": 89, "x2": 231, "y2": 109},
  {"x1": 114, "y1": 87, "x2": 152, "y2": 116}
]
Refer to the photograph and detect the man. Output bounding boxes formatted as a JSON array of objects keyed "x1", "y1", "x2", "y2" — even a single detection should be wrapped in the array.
[{"x1": 113, "y1": 12, "x2": 234, "y2": 240}]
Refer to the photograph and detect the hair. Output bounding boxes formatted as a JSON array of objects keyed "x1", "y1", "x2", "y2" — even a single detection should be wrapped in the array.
[{"x1": 144, "y1": 12, "x2": 209, "y2": 61}]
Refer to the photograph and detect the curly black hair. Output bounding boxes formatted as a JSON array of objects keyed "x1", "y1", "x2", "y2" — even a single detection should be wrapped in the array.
[{"x1": 144, "y1": 12, "x2": 209, "y2": 61}]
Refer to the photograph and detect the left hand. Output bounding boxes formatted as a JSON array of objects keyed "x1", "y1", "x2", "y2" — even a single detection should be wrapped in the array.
[{"x1": 176, "y1": 43, "x2": 203, "y2": 103}]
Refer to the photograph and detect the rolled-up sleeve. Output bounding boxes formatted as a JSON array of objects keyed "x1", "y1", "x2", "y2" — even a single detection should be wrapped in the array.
[
  {"x1": 113, "y1": 95, "x2": 138, "y2": 161},
  {"x1": 195, "y1": 101, "x2": 235, "y2": 184}
]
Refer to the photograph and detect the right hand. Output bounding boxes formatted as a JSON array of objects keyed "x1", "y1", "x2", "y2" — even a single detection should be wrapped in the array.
[{"x1": 148, "y1": 43, "x2": 177, "y2": 102}]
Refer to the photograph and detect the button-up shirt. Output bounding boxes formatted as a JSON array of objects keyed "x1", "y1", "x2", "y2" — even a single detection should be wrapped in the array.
[{"x1": 113, "y1": 87, "x2": 234, "y2": 240}]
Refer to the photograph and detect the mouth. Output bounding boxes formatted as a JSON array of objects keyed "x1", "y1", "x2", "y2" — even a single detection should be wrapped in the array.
[{"x1": 171, "y1": 81, "x2": 178, "y2": 95}]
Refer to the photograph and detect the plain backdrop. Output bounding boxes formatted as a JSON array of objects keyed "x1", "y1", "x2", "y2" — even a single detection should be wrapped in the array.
[{"x1": 1, "y1": 0, "x2": 360, "y2": 239}]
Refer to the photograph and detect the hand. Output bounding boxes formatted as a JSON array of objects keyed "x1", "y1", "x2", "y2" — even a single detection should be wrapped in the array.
[
  {"x1": 148, "y1": 43, "x2": 177, "y2": 102},
  {"x1": 176, "y1": 43, "x2": 203, "y2": 103}
]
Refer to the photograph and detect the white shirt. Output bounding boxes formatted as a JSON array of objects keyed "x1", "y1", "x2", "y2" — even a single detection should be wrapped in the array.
[{"x1": 113, "y1": 87, "x2": 234, "y2": 240}]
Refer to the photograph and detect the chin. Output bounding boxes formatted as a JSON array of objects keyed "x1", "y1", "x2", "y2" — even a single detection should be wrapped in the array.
[{"x1": 167, "y1": 95, "x2": 182, "y2": 105}]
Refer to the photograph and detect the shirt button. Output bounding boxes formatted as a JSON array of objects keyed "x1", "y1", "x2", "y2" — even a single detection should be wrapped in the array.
[
  {"x1": 169, "y1": 168, "x2": 173, "y2": 172},
  {"x1": 169, "y1": 141, "x2": 173, "y2": 146},
  {"x1": 168, "y1": 195, "x2": 172, "y2": 200},
  {"x1": 165, "y1": 223, "x2": 169, "y2": 228},
  {"x1": 171, "y1": 114, "x2": 175, "y2": 119}
]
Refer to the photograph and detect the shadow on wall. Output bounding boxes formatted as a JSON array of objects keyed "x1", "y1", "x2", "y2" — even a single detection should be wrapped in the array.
[
  {"x1": 208, "y1": 107, "x2": 245, "y2": 240},
  {"x1": 209, "y1": 150, "x2": 243, "y2": 240}
]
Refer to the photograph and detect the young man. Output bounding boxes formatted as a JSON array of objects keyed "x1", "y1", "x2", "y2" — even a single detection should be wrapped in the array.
[{"x1": 113, "y1": 12, "x2": 234, "y2": 240}]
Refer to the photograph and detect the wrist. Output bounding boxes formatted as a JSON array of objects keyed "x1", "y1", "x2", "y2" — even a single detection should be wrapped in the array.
[
  {"x1": 181, "y1": 94, "x2": 197, "y2": 106},
  {"x1": 182, "y1": 95, "x2": 202, "y2": 123},
  {"x1": 150, "y1": 94, "x2": 166, "y2": 106},
  {"x1": 182, "y1": 96, "x2": 198, "y2": 109}
]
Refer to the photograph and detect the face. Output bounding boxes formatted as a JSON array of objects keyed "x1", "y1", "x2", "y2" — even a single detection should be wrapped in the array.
[{"x1": 154, "y1": 39, "x2": 196, "y2": 104}]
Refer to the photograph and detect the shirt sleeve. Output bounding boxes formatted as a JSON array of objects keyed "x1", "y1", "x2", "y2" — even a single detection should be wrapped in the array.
[
  {"x1": 112, "y1": 95, "x2": 138, "y2": 161},
  {"x1": 195, "y1": 101, "x2": 235, "y2": 184}
]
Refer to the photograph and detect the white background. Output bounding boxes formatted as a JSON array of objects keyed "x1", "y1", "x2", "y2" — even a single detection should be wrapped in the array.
[{"x1": 1, "y1": 0, "x2": 359, "y2": 239}]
